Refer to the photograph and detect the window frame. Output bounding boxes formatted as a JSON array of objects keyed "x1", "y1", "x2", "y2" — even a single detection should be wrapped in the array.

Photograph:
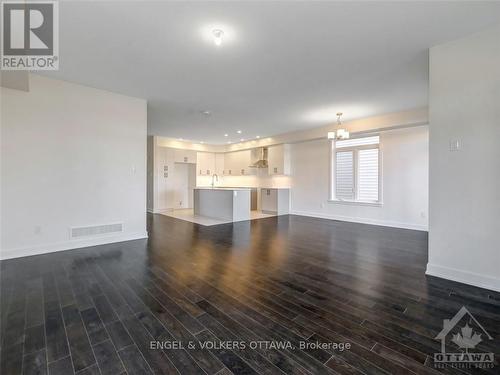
[{"x1": 329, "y1": 136, "x2": 383, "y2": 206}]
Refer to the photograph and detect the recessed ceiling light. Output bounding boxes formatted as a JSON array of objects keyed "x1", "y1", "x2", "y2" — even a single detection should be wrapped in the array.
[
  {"x1": 201, "y1": 110, "x2": 211, "y2": 116},
  {"x1": 212, "y1": 29, "x2": 224, "y2": 46},
  {"x1": 256, "y1": 135, "x2": 260, "y2": 139},
  {"x1": 224, "y1": 134, "x2": 228, "y2": 137},
  {"x1": 237, "y1": 130, "x2": 242, "y2": 134}
]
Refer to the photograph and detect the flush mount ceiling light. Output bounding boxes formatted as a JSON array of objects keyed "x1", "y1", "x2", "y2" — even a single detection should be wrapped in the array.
[
  {"x1": 327, "y1": 112, "x2": 350, "y2": 140},
  {"x1": 201, "y1": 24, "x2": 235, "y2": 47},
  {"x1": 212, "y1": 29, "x2": 224, "y2": 46},
  {"x1": 224, "y1": 134, "x2": 228, "y2": 137},
  {"x1": 237, "y1": 130, "x2": 242, "y2": 134},
  {"x1": 256, "y1": 135, "x2": 260, "y2": 139}
]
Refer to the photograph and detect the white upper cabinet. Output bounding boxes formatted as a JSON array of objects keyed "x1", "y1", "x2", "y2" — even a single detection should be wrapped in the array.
[
  {"x1": 223, "y1": 150, "x2": 255, "y2": 176},
  {"x1": 214, "y1": 153, "x2": 225, "y2": 175},
  {"x1": 267, "y1": 144, "x2": 291, "y2": 175},
  {"x1": 196, "y1": 152, "x2": 215, "y2": 176},
  {"x1": 223, "y1": 151, "x2": 238, "y2": 176},
  {"x1": 174, "y1": 149, "x2": 197, "y2": 164}
]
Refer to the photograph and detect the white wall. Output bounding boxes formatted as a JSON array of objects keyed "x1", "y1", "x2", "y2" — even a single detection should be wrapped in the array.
[
  {"x1": 427, "y1": 26, "x2": 500, "y2": 292},
  {"x1": 1, "y1": 75, "x2": 147, "y2": 259},
  {"x1": 290, "y1": 126, "x2": 429, "y2": 230}
]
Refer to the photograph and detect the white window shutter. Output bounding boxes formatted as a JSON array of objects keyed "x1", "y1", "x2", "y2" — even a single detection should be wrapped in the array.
[
  {"x1": 335, "y1": 151, "x2": 354, "y2": 200},
  {"x1": 357, "y1": 148, "x2": 379, "y2": 201}
]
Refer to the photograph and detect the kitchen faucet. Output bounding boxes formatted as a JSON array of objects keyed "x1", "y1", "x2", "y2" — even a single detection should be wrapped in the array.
[{"x1": 211, "y1": 173, "x2": 219, "y2": 188}]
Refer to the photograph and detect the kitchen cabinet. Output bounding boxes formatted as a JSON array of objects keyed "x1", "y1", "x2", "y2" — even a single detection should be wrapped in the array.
[
  {"x1": 261, "y1": 188, "x2": 290, "y2": 215},
  {"x1": 223, "y1": 150, "x2": 255, "y2": 176},
  {"x1": 196, "y1": 152, "x2": 215, "y2": 176},
  {"x1": 214, "y1": 153, "x2": 225, "y2": 175},
  {"x1": 267, "y1": 144, "x2": 291, "y2": 175},
  {"x1": 174, "y1": 149, "x2": 197, "y2": 164}
]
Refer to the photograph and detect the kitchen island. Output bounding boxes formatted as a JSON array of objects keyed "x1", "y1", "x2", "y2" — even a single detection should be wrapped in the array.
[{"x1": 193, "y1": 188, "x2": 251, "y2": 222}]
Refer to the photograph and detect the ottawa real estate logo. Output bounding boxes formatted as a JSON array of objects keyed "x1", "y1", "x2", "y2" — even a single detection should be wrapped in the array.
[
  {"x1": 434, "y1": 306, "x2": 495, "y2": 369},
  {"x1": 1, "y1": 0, "x2": 58, "y2": 70}
]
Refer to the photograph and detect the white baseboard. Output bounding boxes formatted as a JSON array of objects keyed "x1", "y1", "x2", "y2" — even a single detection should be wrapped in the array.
[
  {"x1": 290, "y1": 210, "x2": 428, "y2": 231},
  {"x1": 0, "y1": 231, "x2": 149, "y2": 260},
  {"x1": 426, "y1": 263, "x2": 500, "y2": 293}
]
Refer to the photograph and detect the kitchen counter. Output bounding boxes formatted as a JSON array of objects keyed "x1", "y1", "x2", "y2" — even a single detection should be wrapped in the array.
[
  {"x1": 261, "y1": 187, "x2": 290, "y2": 215},
  {"x1": 195, "y1": 187, "x2": 251, "y2": 191},
  {"x1": 193, "y1": 188, "x2": 251, "y2": 222}
]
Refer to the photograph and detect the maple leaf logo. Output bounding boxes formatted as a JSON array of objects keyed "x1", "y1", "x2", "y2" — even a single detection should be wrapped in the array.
[{"x1": 451, "y1": 324, "x2": 482, "y2": 352}]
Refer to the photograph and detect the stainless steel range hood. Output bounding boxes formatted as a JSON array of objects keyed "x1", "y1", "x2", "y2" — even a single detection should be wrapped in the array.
[{"x1": 249, "y1": 147, "x2": 268, "y2": 168}]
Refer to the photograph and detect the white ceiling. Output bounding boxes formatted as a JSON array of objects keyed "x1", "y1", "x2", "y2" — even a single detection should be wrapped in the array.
[{"x1": 43, "y1": 1, "x2": 500, "y2": 144}]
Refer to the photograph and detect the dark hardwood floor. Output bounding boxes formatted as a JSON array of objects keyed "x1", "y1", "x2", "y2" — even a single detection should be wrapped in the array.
[{"x1": 1, "y1": 214, "x2": 499, "y2": 375}]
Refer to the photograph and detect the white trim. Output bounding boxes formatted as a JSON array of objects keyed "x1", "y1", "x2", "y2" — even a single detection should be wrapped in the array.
[
  {"x1": 327, "y1": 199, "x2": 383, "y2": 207},
  {"x1": 291, "y1": 210, "x2": 428, "y2": 231},
  {"x1": 426, "y1": 263, "x2": 500, "y2": 293},
  {"x1": 0, "y1": 231, "x2": 148, "y2": 260},
  {"x1": 330, "y1": 136, "x2": 382, "y2": 203}
]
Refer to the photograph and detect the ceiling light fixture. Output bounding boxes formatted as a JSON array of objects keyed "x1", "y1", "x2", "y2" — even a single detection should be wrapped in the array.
[
  {"x1": 201, "y1": 110, "x2": 211, "y2": 116},
  {"x1": 224, "y1": 134, "x2": 228, "y2": 137},
  {"x1": 237, "y1": 130, "x2": 242, "y2": 134},
  {"x1": 212, "y1": 29, "x2": 224, "y2": 46},
  {"x1": 327, "y1": 112, "x2": 350, "y2": 140},
  {"x1": 256, "y1": 135, "x2": 260, "y2": 139}
]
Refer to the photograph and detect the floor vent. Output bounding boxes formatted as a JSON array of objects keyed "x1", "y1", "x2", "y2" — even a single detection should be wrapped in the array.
[{"x1": 70, "y1": 223, "x2": 123, "y2": 239}]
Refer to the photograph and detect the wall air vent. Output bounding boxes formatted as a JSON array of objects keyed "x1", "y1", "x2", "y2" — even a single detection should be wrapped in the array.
[{"x1": 70, "y1": 223, "x2": 123, "y2": 239}]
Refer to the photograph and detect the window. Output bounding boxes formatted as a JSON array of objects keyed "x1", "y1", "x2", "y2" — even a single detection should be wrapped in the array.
[{"x1": 330, "y1": 136, "x2": 380, "y2": 203}]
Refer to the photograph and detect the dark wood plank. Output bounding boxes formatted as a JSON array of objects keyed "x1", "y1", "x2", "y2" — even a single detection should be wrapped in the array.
[
  {"x1": 104, "y1": 320, "x2": 133, "y2": 350},
  {"x1": 117, "y1": 344, "x2": 153, "y2": 375},
  {"x1": 22, "y1": 349, "x2": 47, "y2": 375},
  {"x1": 44, "y1": 302, "x2": 69, "y2": 363},
  {"x1": 62, "y1": 304, "x2": 96, "y2": 372},
  {"x1": 91, "y1": 295, "x2": 118, "y2": 325},
  {"x1": 1, "y1": 343, "x2": 23, "y2": 375},
  {"x1": 92, "y1": 340, "x2": 125, "y2": 375},
  {"x1": 80, "y1": 307, "x2": 109, "y2": 346},
  {"x1": 195, "y1": 330, "x2": 259, "y2": 375},
  {"x1": 23, "y1": 324, "x2": 45, "y2": 355},
  {"x1": 120, "y1": 313, "x2": 180, "y2": 374},
  {"x1": 25, "y1": 278, "x2": 44, "y2": 328},
  {"x1": 48, "y1": 356, "x2": 74, "y2": 375},
  {"x1": 75, "y1": 364, "x2": 100, "y2": 375}
]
